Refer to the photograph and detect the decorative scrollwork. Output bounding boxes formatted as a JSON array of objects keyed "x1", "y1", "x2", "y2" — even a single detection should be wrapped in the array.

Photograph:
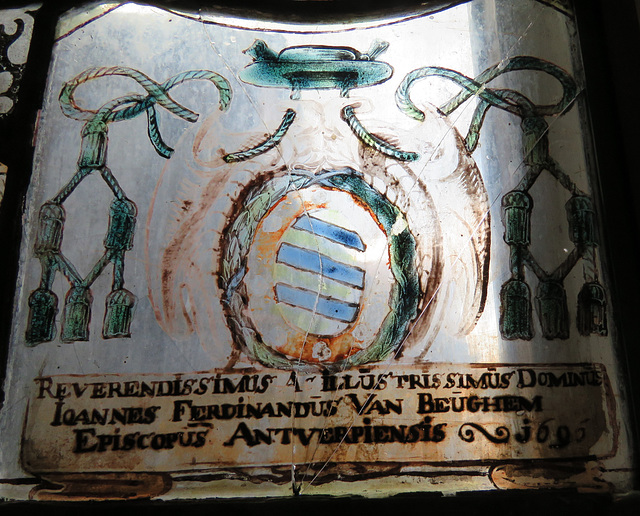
[
  {"x1": 458, "y1": 423, "x2": 511, "y2": 444},
  {"x1": 0, "y1": 14, "x2": 29, "y2": 117}
]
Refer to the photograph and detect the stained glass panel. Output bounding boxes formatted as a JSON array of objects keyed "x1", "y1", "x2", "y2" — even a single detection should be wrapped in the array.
[{"x1": 0, "y1": 0, "x2": 635, "y2": 502}]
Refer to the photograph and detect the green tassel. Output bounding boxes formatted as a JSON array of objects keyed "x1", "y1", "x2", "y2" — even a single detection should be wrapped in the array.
[
  {"x1": 500, "y1": 278, "x2": 533, "y2": 340},
  {"x1": 577, "y1": 282, "x2": 607, "y2": 336},
  {"x1": 103, "y1": 288, "x2": 136, "y2": 338},
  {"x1": 104, "y1": 198, "x2": 137, "y2": 250},
  {"x1": 34, "y1": 203, "x2": 65, "y2": 255},
  {"x1": 502, "y1": 191, "x2": 533, "y2": 246},
  {"x1": 26, "y1": 289, "x2": 58, "y2": 344},
  {"x1": 566, "y1": 196, "x2": 596, "y2": 246},
  {"x1": 521, "y1": 116, "x2": 549, "y2": 166},
  {"x1": 61, "y1": 286, "x2": 93, "y2": 342},
  {"x1": 535, "y1": 280, "x2": 569, "y2": 340},
  {"x1": 78, "y1": 122, "x2": 108, "y2": 168}
]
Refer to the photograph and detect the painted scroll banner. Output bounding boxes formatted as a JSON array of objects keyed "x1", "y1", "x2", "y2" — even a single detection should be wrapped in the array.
[{"x1": 22, "y1": 363, "x2": 614, "y2": 474}]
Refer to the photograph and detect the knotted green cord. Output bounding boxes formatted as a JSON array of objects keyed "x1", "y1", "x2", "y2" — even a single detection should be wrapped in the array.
[
  {"x1": 60, "y1": 66, "x2": 231, "y2": 157},
  {"x1": 395, "y1": 56, "x2": 577, "y2": 152}
]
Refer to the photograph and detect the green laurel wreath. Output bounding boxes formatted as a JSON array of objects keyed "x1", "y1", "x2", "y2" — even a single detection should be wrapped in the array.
[{"x1": 219, "y1": 169, "x2": 420, "y2": 372}]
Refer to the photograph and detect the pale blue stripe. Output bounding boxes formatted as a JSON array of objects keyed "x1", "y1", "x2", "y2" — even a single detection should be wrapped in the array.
[
  {"x1": 277, "y1": 243, "x2": 364, "y2": 288},
  {"x1": 293, "y1": 216, "x2": 365, "y2": 251},
  {"x1": 275, "y1": 283, "x2": 359, "y2": 323}
]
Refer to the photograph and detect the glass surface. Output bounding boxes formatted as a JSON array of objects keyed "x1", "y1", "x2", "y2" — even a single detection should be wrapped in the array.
[{"x1": 0, "y1": 0, "x2": 633, "y2": 501}]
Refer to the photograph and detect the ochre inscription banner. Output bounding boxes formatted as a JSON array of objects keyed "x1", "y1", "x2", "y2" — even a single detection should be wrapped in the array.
[{"x1": 22, "y1": 363, "x2": 614, "y2": 474}]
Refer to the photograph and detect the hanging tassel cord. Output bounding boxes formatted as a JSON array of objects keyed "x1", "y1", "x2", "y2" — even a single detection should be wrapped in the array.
[
  {"x1": 112, "y1": 252, "x2": 126, "y2": 291},
  {"x1": 582, "y1": 246, "x2": 598, "y2": 283},
  {"x1": 38, "y1": 255, "x2": 57, "y2": 290},
  {"x1": 520, "y1": 248, "x2": 548, "y2": 281},
  {"x1": 550, "y1": 247, "x2": 583, "y2": 282},
  {"x1": 53, "y1": 253, "x2": 84, "y2": 286},
  {"x1": 515, "y1": 164, "x2": 544, "y2": 192},
  {"x1": 509, "y1": 245, "x2": 526, "y2": 280},
  {"x1": 100, "y1": 167, "x2": 126, "y2": 200},
  {"x1": 29, "y1": 67, "x2": 232, "y2": 344},
  {"x1": 53, "y1": 167, "x2": 93, "y2": 204}
]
